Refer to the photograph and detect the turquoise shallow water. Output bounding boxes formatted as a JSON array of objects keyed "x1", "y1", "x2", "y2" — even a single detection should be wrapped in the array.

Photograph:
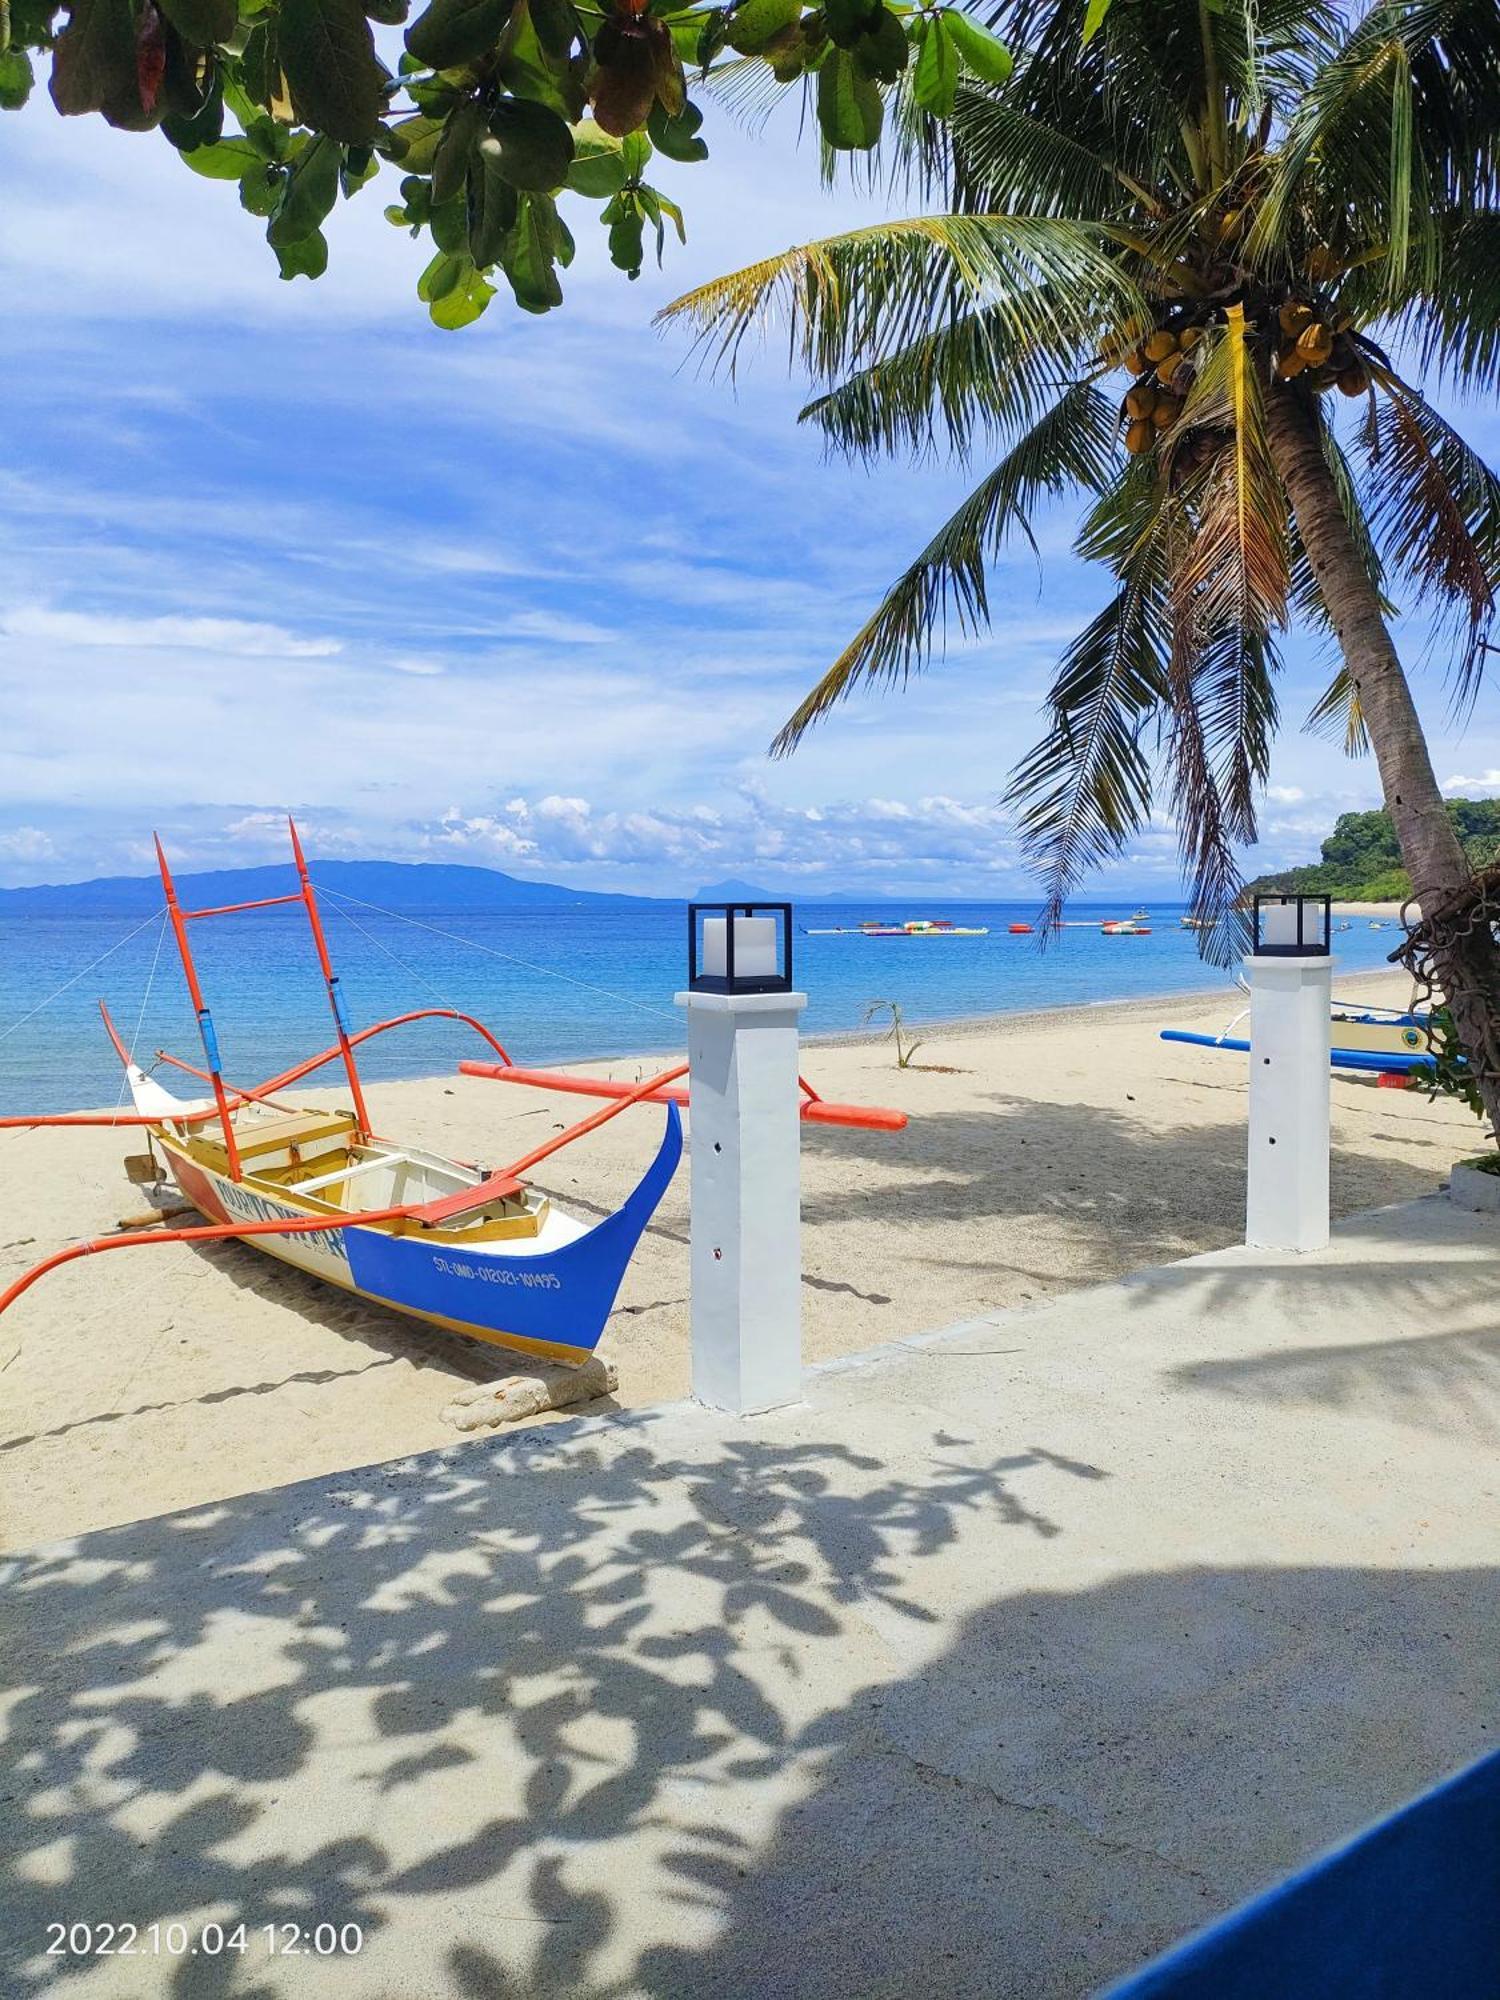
[{"x1": 0, "y1": 897, "x2": 1405, "y2": 1115}]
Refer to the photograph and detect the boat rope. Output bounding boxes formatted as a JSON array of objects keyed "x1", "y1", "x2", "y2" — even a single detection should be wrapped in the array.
[
  {"x1": 313, "y1": 883, "x2": 682, "y2": 1028},
  {"x1": 323, "y1": 893, "x2": 462, "y2": 1015},
  {"x1": 0, "y1": 906, "x2": 168, "y2": 1048},
  {"x1": 112, "y1": 910, "x2": 169, "y2": 1119}
]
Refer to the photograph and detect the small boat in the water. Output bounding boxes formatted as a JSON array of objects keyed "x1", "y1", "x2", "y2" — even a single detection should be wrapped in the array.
[
  {"x1": 1102, "y1": 919, "x2": 1151, "y2": 935},
  {"x1": 0, "y1": 822, "x2": 905, "y2": 1359},
  {"x1": 1008, "y1": 922, "x2": 1033, "y2": 934}
]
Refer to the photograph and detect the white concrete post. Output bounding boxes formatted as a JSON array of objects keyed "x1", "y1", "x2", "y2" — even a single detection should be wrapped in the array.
[
  {"x1": 673, "y1": 987, "x2": 808, "y2": 1416},
  {"x1": 1245, "y1": 952, "x2": 1332, "y2": 1252}
]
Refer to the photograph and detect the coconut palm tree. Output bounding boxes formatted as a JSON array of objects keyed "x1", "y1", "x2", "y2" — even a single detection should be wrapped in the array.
[{"x1": 663, "y1": 0, "x2": 1500, "y2": 1132}]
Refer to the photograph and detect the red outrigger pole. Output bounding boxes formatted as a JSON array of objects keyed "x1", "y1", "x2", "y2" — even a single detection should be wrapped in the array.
[{"x1": 149, "y1": 817, "x2": 381, "y2": 1175}]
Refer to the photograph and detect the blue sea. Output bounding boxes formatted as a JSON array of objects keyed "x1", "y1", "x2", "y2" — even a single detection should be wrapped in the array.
[{"x1": 0, "y1": 899, "x2": 1406, "y2": 1116}]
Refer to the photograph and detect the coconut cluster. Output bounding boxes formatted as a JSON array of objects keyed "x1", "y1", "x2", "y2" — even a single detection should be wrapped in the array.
[
  {"x1": 1106, "y1": 319, "x2": 1204, "y2": 455},
  {"x1": 1273, "y1": 300, "x2": 1368, "y2": 395}
]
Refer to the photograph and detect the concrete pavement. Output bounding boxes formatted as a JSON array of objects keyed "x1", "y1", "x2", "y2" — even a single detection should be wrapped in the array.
[{"x1": 3, "y1": 1195, "x2": 1497, "y2": 1997}]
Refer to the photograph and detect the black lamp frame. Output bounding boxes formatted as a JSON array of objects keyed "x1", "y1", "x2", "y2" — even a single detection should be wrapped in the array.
[
  {"x1": 687, "y1": 902, "x2": 795, "y2": 994},
  {"x1": 1251, "y1": 893, "x2": 1333, "y2": 958}
]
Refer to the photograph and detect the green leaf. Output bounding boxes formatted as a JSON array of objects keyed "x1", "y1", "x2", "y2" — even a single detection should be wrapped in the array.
[
  {"x1": 180, "y1": 134, "x2": 262, "y2": 177},
  {"x1": 431, "y1": 95, "x2": 485, "y2": 204},
  {"x1": 647, "y1": 96, "x2": 707, "y2": 162},
  {"x1": 528, "y1": 0, "x2": 577, "y2": 60},
  {"x1": 268, "y1": 131, "x2": 341, "y2": 245},
  {"x1": 816, "y1": 45, "x2": 883, "y2": 149},
  {"x1": 279, "y1": 0, "x2": 387, "y2": 144},
  {"x1": 365, "y1": 0, "x2": 409, "y2": 21},
  {"x1": 824, "y1": 0, "x2": 878, "y2": 51},
  {"x1": 468, "y1": 137, "x2": 520, "y2": 262},
  {"x1": 384, "y1": 113, "x2": 443, "y2": 170},
  {"x1": 418, "y1": 247, "x2": 464, "y2": 299},
  {"x1": 620, "y1": 127, "x2": 652, "y2": 178},
  {"x1": 566, "y1": 119, "x2": 627, "y2": 196},
  {"x1": 606, "y1": 191, "x2": 645, "y2": 276},
  {"x1": 500, "y1": 190, "x2": 564, "y2": 311},
  {"x1": 430, "y1": 262, "x2": 496, "y2": 326},
  {"x1": 853, "y1": 8, "x2": 906, "y2": 84},
  {"x1": 911, "y1": 11, "x2": 957, "y2": 116},
  {"x1": 405, "y1": 0, "x2": 513, "y2": 68},
  {"x1": 157, "y1": 0, "x2": 238, "y2": 45},
  {"x1": 726, "y1": 0, "x2": 799, "y2": 55},
  {"x1": 695, "y1": 8, "x2": 728, "y2": 71},
  {"x1": 499, "y1": 0, "x2": 584, "y2": 119},
  {"x1": 239, "y1": 162, "x2": 283, "y2": 215},
  {"x1": 275, "y1": 226, "x2": 330, "y2": 279},
  {"x1": 1080, "y1": 0, "x2": 1111, "y2": 45},
  {"x1": 0, "y1": 49, "x2": 36, "y2": 112},
  {"x1": 943, "y1": 11, "x2": 1010, "y2": 85},
  {"x1": 429, "y1": 192, "x2": 468, "y2": 250},
  {"x1": 487, "y1": 94, "x2": 575, "y2": 191}
]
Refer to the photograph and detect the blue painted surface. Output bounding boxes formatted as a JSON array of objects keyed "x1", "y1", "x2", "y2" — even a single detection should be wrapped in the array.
[
  {"x1": 1160, "y1": 1030, "x2": 1435, "y2": 1076},
  {"x1": 344, "y1": 1105, "x2": 683, "y2": 1353},
  {"x1": 1106, "y1": 1749, "x2": 1500, "y2": 2000}
]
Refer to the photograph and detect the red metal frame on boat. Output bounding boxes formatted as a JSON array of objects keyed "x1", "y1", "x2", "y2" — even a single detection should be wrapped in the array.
[{"x1": 457, "y1": 1061, "x2": 907, "y2": 1132}]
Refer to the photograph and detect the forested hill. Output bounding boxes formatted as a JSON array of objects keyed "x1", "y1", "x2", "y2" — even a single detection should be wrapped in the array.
[
  {"x1": 0, "y1": 860, "x2": 666, "y2": 917},
  {"x1": 1246, "y1": 799, "x2": 1500, "y2": 902}
]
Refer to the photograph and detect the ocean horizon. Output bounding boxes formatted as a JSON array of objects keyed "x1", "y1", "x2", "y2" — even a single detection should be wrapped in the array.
[{"x1": 0, "y1": 896, "x2": 1408, "y2": 1117}]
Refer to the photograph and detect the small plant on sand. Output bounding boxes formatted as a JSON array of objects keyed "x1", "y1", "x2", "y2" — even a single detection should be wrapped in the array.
[{"x1": 863, "y1": 999, "x2": 924, "y2": 1069}]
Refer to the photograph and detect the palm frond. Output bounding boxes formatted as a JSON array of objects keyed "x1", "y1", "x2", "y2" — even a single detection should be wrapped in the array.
[
  {"x1": 1306, "y1": 664, "x2": 1371, "y2": 755},
  {"x1": 1007, "y1": 469, "x2": 1175, "y2": 928},
  {"x1": 1172, "y1": 306, "x2": 1291, "y2": 640},
  {"x1": 796, "y1": 299, "x2": 1094, "y2": 462},
  {"x1": 772, "y1": 382, "x2": 1121, "y2": 752},
  {"x1": 1407, "y1": 210, "x2": 1500, "y2": 400},
  {"x1": 1362, "y1": 368, "x2": 1500, "y2": 705},
  {"x1": 658, "y1": 214, "x2": 1147, "y2": 388}
]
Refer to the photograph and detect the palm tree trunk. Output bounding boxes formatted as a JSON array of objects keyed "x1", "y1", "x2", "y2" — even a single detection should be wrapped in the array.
[{"x1": 1264, "y1": 382, "x2": 1500, "y2": 1142}]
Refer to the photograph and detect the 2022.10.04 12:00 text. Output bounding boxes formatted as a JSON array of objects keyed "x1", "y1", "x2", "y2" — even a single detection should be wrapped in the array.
[{"x1": 43, "y1": 1920, "x2": 364, "y2": 1958}]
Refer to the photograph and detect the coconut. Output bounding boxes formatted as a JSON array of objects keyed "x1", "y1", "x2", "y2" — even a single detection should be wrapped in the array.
[
  {"x1": 1278, "y1": 300, "x2": 1314, "y2": 337},
  {"x1": 1295, "y1": 322, "x2": 1334, "y2": 365},
  {"x1": 1125, "y1": 420, "x2": 1155, "y2": 455},
  {"x1": 1122, "y1": 347, "x2": 1148, "y2": 376},
  {"x1": 1276, "y1": 347, "x2": 1307, "y2": 379},
  {"x1": 1336, "y1": 364, "x2": 1370, "y2": 397},
  {"x1": 1142, "y1": 329, "x2": 1178, "y2": 363},
  {"x1": 1125, "y1": 383, "x2": 1157, "y2": 420}
]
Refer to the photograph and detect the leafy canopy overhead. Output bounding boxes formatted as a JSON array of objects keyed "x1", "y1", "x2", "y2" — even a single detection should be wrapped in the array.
[
  {"x1": 663, "y1": 0, "x2": 1500, "y2": 954},
  {"x1": 1, "y1": 0, "x2": 1009, "y2": 325}
]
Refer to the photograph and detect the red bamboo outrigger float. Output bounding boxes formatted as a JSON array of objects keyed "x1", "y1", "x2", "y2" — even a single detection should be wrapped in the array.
[{"x1": 0, "y1": 822, "x2": 905, "y2": 1362}]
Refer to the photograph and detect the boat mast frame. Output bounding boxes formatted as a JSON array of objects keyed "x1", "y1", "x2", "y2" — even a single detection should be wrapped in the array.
[{"x1": 151, "y1": 817, "x2": 376, "y2": 1175}]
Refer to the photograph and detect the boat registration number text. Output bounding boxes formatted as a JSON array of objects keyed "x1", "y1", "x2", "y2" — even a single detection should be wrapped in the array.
[{"x1": 432, "y1": 1255, "x2": 561, "y2": 1291}]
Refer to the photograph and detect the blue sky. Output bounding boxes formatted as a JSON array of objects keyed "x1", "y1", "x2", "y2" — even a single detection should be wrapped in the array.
[{"x1": 2, "y1": 88, "x2": 1497, "y2": 898}]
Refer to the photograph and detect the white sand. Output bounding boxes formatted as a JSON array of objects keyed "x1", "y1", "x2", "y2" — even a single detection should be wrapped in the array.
[{"x1": 0, "y1": 970, "x2": 1478, "y2": 1549}]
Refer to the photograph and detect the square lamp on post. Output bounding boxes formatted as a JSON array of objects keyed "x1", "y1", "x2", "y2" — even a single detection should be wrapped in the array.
[
  {"x1": 1252, "y1": 892, "x2": 1332, "y2": 958},
  {"x1": 687, "y1": 902, "x2": 794, "y2": 995}
]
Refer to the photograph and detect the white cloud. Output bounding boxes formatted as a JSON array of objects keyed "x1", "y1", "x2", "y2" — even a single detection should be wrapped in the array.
[
  {"x1": 0, "y1": 826, "x2": 54, "y2": 860},
  {"x1": 1266, "y1": 785, "x2": 1305, "y2": 804},
  {"x1": 499, "y1": 611, "x2": 616, "y2": 645},
  {"x1": 1, "y1": 606, "x2": 340, "y2": 658},
  {"x1": 1442, "y1": 770, "x2": 1500, "y2": 795}
]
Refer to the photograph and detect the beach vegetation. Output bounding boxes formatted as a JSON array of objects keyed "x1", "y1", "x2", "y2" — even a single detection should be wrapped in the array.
[
  {"x1": 2, "y1": 0, "x2": 1005, "y2": 321},
  {"x1": 862, "y1": 997, "x2": 924, "y2": 1066},
  {"x1": 664, "y1": 0, "x2": 1500, "y2": 1139},
  {"x1": 1246, "y1": 798, "x2": 1500, "y2": 906}
]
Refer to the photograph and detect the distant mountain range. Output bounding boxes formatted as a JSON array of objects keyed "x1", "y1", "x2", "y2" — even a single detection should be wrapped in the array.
[{"x1": 0, "y1": 858, "x2": 669, "y2": 917}]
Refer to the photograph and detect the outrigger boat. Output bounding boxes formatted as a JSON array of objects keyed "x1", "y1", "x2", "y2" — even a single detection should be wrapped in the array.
[
  {"x1": 0, "y1": 823, "x2": 904, "y2": 1363},
  {"x1": 1161, "y1": 997, "x2": 1438, "y2": 1077}
]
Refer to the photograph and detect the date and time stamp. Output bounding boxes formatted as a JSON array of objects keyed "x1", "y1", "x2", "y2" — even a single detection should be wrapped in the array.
[{"x1": 39, "y1": 1920, "x2": 364, "y2": 1962}]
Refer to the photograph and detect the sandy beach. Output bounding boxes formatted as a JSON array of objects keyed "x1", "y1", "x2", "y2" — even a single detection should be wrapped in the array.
[{"x1": 0, "y1": 969, "x2": 1478, "y2": 1550}]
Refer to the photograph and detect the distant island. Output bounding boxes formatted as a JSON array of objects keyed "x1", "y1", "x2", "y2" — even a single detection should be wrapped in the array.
[
  {"x1": 1245, "y1": 797, "x2": 1500, "y2": 904},
  {"x1": 0, "y1": 858, "x2": 670, "y2": 918}
]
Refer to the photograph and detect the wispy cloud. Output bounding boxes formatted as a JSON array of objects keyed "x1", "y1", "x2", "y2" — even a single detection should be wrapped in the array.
[{"x1": 1, "y1": 606, "x2": 341, "y2": 657}]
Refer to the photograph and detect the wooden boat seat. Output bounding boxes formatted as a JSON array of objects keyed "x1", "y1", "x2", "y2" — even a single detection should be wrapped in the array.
[{"x1": 229, "y1": 1110, "x2": 358, "y2": 1162}]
